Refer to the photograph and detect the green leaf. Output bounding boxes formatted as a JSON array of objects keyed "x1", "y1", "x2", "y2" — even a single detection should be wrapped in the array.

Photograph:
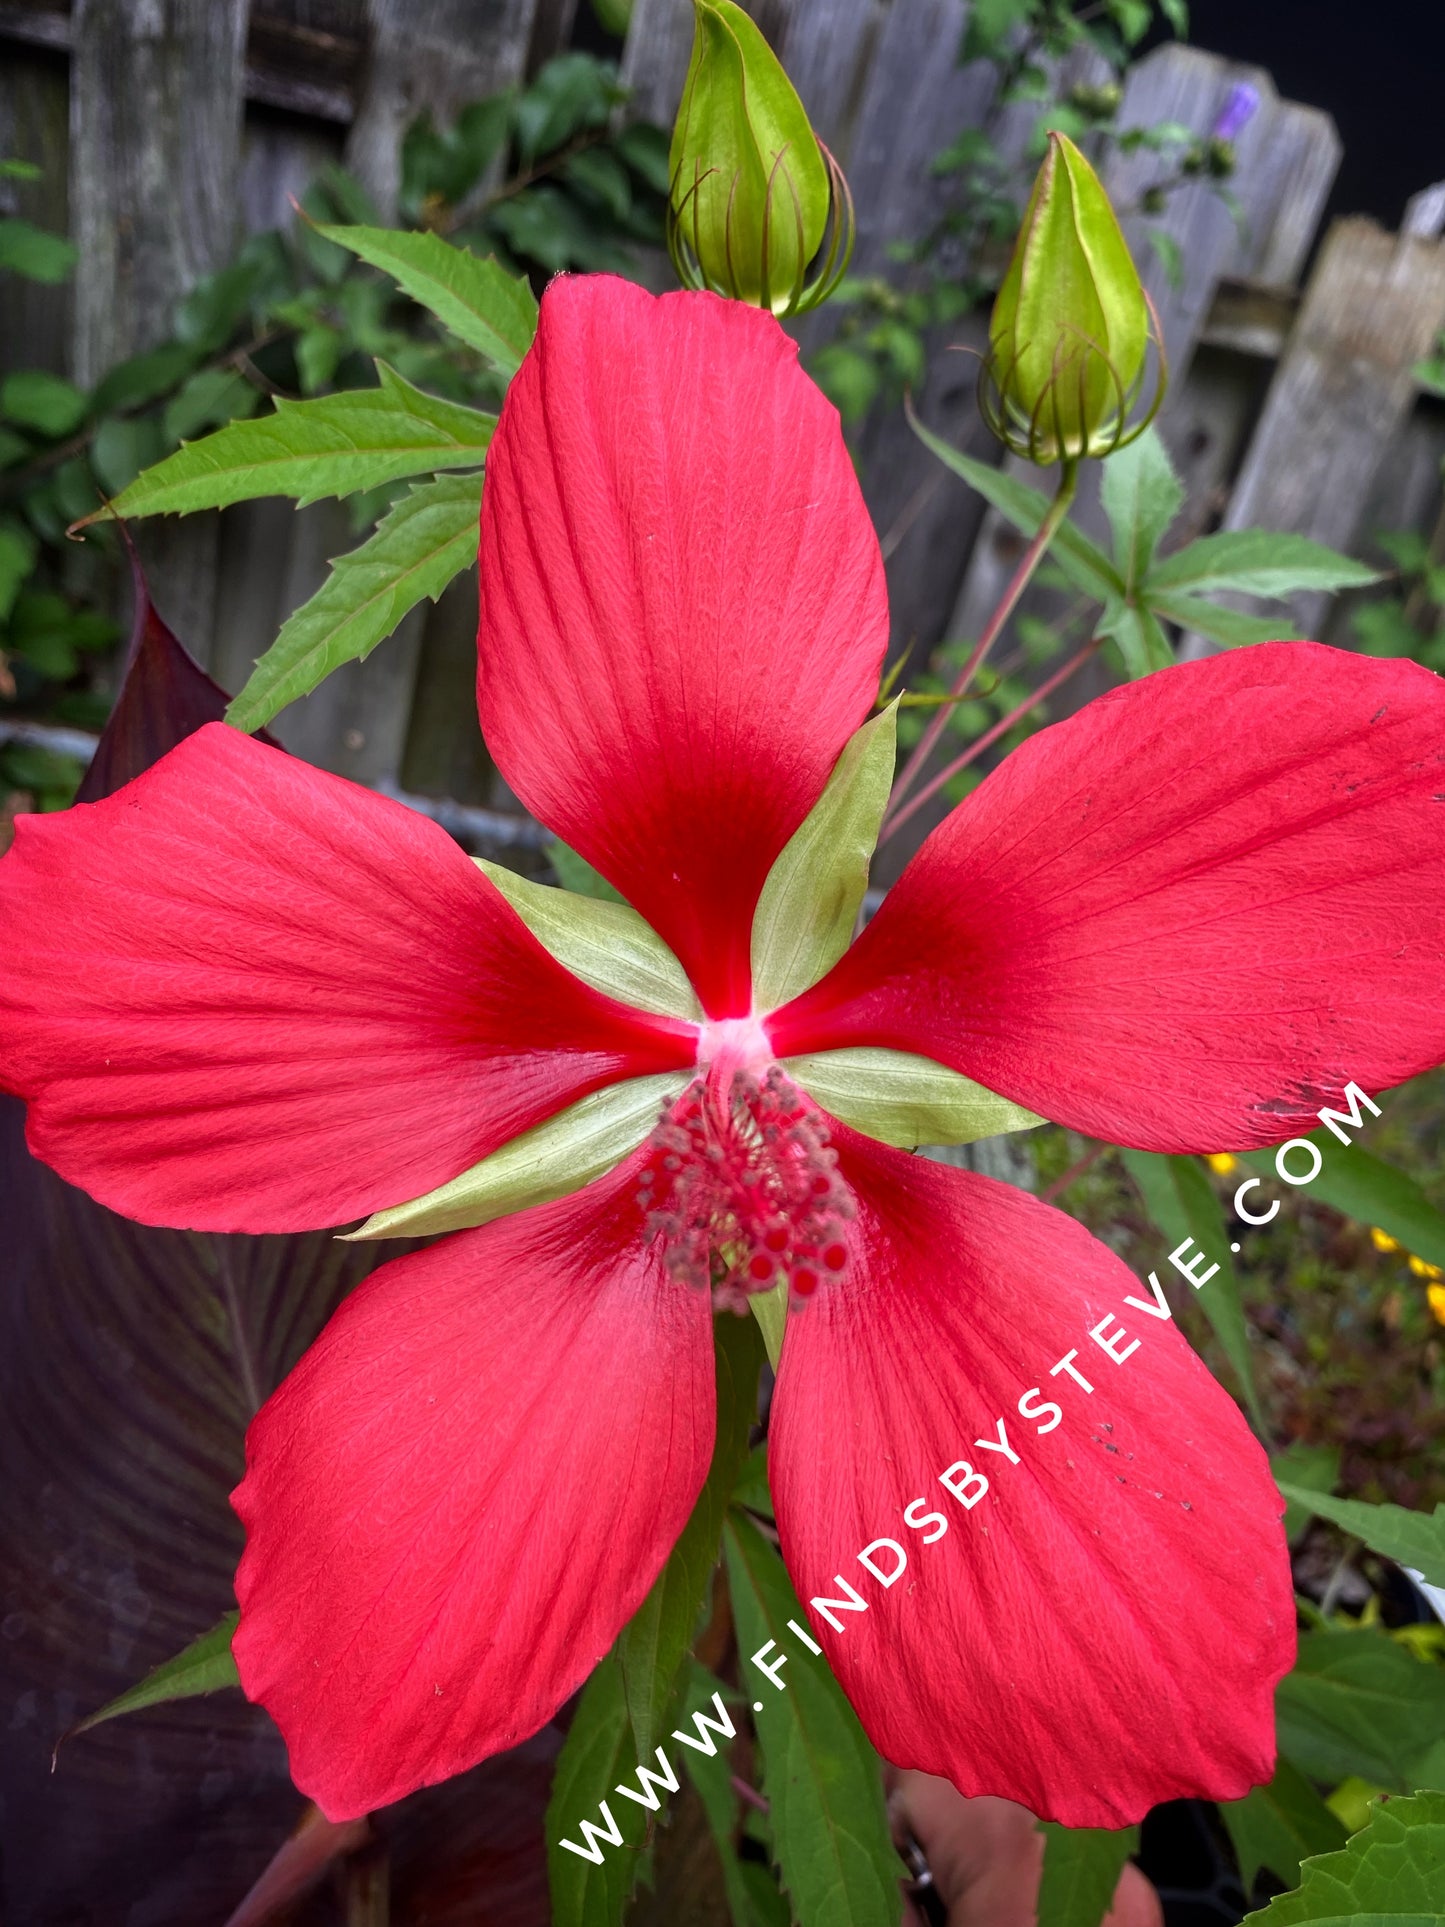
[
  {"x1": 479, "y1": 861, "x2": 700, "y2": 1018},
  {"x1": 347, "y1": 1070, "x2": 687, "y2": 1240},
  {"x1": 1237, "y1": 1137, "x2": 1445, "y2": 1272},
  {"x1": 619, "y1": 1313, "x2": 762, "y2": 1762},
  {"x1": 1240, "y1": 1787, "x2": 1445, "y2": 1925},
  {"x1": 1272, "y1": 1441, "x2": 1341, "y2": 1544},
  {"x1": 1275, "y1": 1487, "x2": 1445, "y2": 1591},
  {"x1": 86, "y1": 363, "x2": 495, "y2": 521},
  {"x1": 1100, "y1": 426, "x2": 1182, "y2": 589},
  {"x1": 1276, "y1": 1630, "x2": 1445, "y2": 1791},
  {"x1": 751, "y1": 705, "x2": 896, "y2": 1009},
  {"x1": 1147, "y1": 590, "x2": 1302, "y2": 647},
  {"x1": 734, "y1": 1444, "x2": 775, "y2": 1519},
  {"x1": 1036, "y1": 1821, "x2": 1139, "y2": 1927},
  {"x1": 163, "y1": 366, "x2": 259, "y2": 444},
  {"x1": 91, "y1": 414, "x2": 165, "y2": 495},
  {"x1": 546, "y1": 1653, "x2": 651, "y2": 1927},
  {"x1": 783, "y1": 1046, "x2": 1042, "y2": 1149},
  {"x1": 90, "y1": 341, "x2": 198, "y2": 417},
  {"x1": 226, "y1": 473, "x2": 483, "y2": 730},
  {"x1": 723, "y1": 1511, "x2": 904, "y2": 1927},
  {"x1": 907, "y1": 408, "x2": 1124, "y2": 603},
  {"x1": 679, "y1": 1661, "x2": 791, "y2": 1927},
  {"x1": 1097, "y1": 595, "x2": 1173, "y2": 675},
  {"x1": 64, "y1": 1611, "x2": 240, "y2": 1747},
  {"x1": 1221, "y1": 1756, "x2": 1348, "y2": 1895},
  {"x1": 0, "y1": 216, "x2": 77, "y2": 283},
  {"x1": 313, "y1": 223, "x2": 538, "y2": 377},
  {"x1": 1121, "y1": 1150, "x2": 1265, "y2": 1429},
  {"x1": 549, "y1": 839, "x2": 627, "y2": 903},
  {"x1": 1145, "y1": 530, "x2": 1379, "y2": 599},
  {"x1": 0, "y1": 517, "x2": 38, "y2": 623},
  {"x1": 1, "y1": 369, "x2": 87, "y2": 437}
]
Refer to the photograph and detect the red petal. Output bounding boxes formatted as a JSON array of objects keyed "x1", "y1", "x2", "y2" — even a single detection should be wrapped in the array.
[
  {"x1": 770, "y1": 643, "x2": 1445, "y2": 1149},
  {"x1": 477, "y1": 276, "x2": 889, "y2": 1018},
  {"x1": 769, "y1": 1129, "x2": 1292, "y2": 1827},
  {"x1": 0, "y1": 724, "x2": 694, "y2": 1231},
  {"x1": 232, "y1": 1159, "x2": 714, "y2": 1819}
]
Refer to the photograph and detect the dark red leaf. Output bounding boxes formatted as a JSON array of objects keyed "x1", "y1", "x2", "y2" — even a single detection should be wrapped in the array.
[
  {"x1": 75, "y1": 537, "x2": 277, "y2": 805},
  {"x1": 1, "y1": 555, "x2": 551, "y2": 1924}
]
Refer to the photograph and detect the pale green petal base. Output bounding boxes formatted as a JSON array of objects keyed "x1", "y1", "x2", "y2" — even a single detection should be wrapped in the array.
[
  {"x1": 476, "y1": 859, "x2": 700, "y2": 1021},
  {"x1": 784, "y1": 1046, "x2": 1043, "y2": 1150},
  {"x1": 749, "y1": 702, "x2": 897, "y2": 1010},
  {"x1": 345, "y1": 1071, "x2": 688, "y2": 1240}
]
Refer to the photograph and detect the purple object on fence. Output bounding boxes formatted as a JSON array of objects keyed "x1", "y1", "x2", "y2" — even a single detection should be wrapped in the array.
[{"x1": 1213, "y1": 81, "x2": 1261, "y2": 143}]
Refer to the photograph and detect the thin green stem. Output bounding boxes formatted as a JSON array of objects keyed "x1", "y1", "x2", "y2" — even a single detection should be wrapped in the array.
[
  {"x1": 882, "y1": 631, "x2": 1101, "y2": 842},
  {"x1": 884, "y1": 458, "x2": 1078, "y2": 824}
]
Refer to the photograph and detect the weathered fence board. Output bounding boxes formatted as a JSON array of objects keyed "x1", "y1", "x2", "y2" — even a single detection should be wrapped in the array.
[
  {"x1": 0, "y1": 44, "x2": 70, "y2": 378},
  {"x1": 945, "y1": 44, "x2": 1341, "y2": 668},
  {"x1": 346, "y1": 0, "x2": 538, "y2": 222},
  {"x1": 68, "y1": 0, "x2": 249, "y2": 662},
  {"x1": 1196, "y1": 218, "x2": 1445, "y2": 640},
  {"x1": 4, "y1": 0, "x2": 1445, "y2": 859}
]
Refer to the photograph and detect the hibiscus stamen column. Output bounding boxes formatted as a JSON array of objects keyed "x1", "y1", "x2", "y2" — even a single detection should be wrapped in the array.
[{"x1": 639, "y1": 1061, "x2": 854, "y2": 1318}]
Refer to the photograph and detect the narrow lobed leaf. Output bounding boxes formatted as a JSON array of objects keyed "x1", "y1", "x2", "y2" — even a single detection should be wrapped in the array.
[
  {"x1": 618, "y1": 1313, "x2": 763, "y2": 1763},
  {"x1": 545, "y1": 1654, "x2": 652, "y2": 1927},
  {"x1": 225, "y1": 472, "x2": 483, "y2": 730},
  {"x1": 1122, "y1": 1149, "x2": 1266, "y2": 1430},
  {"x1": 1097, "y1": 596, "x2": 1174, "y2": 676},
  {"x1": 77, "y1": 363, "x2": 495, "y2": 523},
  {"x1": 1146, "y1": 590, "x2": 1302, "y2": 648},
  {"x1": 906, "y1": 403, "x2": 1125, "y2": 604},
  {"x1": 313, "y1": 222, "x2": 538, "y2": 377},
  {"x1": 1238, "y1": 1136, "x2": 1445, "y2": 1273},
  {"x1": 724, "y1": 1511, "x2": 904, "y2": 1927},
  {"x1": 1036, "y1": 1820, "x2": 1140, "y2": 1927},
  {"x1": 1274, "y1": 1486, "x2": 1445, "y2": 1592},
  {"x1": 1145, "y1": 529, "x2": 1380, "y2": 599},
  {"x1": 61, "y1": 1610, "x2": 240, "y2": 1753},
  {"x1": 1099, "y1": 426, "x2": 1183, "y2": 590}
]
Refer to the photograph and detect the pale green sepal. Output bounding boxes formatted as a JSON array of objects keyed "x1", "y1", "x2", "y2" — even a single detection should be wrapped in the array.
[
  {"x1": 750, "y1": 702, "x2": 897, "y2": 1013},
  {"x1": 345, "y1": 1072, "x2": 687, "y2": 1240},
  {"x1": 476, "y1": 860, "x2": 701, "y2": 1021},
  {"x1": 784, "y1": 1046, "x2": 1044, "y2": 1150},
  {"x1": 750, "y1": 1278, "x2": 787, "y2": 1369}
]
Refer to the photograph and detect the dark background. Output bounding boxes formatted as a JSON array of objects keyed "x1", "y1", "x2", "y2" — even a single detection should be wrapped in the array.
[{"x1": 1168, "y1": 0, "x2": 1445, "y2": 227}]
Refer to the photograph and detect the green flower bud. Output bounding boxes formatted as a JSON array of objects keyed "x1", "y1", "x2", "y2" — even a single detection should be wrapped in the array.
[
  {"x1": 667, "y1": 0, "x2": 852, "y2": 315},
  {"x1": 982, "y1": 132, "x2": 1162, "y2": 464}
]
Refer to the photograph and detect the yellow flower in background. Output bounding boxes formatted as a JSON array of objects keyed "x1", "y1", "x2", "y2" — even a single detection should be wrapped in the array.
[
  {"x1": 1205, "y1": 1153, "x2": 1237, "y2": 1176},
  {"x1": 1408, "y1": 1253, "x2": 1444, "y2": 1281},
  {"x1": 1428, "y1": 1282, "x2": 1445, "y2": 1327},
  {"x1": 1370, "y1": 1226, "x2": 1403, "y2": 1253}
]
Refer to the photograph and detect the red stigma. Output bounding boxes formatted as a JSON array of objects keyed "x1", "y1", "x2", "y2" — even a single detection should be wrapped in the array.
[{"x1": 639, "y1": 1065, "x2": 854, "y2": 1313}]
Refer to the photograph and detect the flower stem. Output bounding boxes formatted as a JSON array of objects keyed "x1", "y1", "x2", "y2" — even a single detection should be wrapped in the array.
[
  {"x1": 884, "y1": 458, "x2": 1080, "y2": 823},
  {"x1": 881, "y1": 631, "x2": 1101, "y2": 842}
]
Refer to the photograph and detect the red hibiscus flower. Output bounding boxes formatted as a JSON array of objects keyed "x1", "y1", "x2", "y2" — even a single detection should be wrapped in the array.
[{"x1": 3, "y1": 274, "x2": 1444, "y2": 1829}]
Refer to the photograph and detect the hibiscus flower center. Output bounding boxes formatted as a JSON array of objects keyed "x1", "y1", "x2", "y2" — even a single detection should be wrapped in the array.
[{"x1": 637, "y1": 1056, "x2": 854, "y2": 1312}]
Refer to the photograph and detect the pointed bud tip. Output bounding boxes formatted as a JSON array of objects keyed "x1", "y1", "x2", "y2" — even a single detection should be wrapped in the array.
[
  {"x1": 984, "y1": 134, "x2": 1161, "y2": 464},
  {"x1": 666, "y1": 0, "x2": 852, "y2": 316}
]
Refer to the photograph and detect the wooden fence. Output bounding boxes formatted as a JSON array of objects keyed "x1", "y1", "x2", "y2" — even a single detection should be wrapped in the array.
[{"x1": 2, "y1": 0, "x2": 1444, "y2": 860}]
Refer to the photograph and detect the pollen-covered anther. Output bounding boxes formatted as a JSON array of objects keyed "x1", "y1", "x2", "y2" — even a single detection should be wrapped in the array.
[{"x1": 639, "y1": 1065, "x2": 853, "y2": 1311}]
